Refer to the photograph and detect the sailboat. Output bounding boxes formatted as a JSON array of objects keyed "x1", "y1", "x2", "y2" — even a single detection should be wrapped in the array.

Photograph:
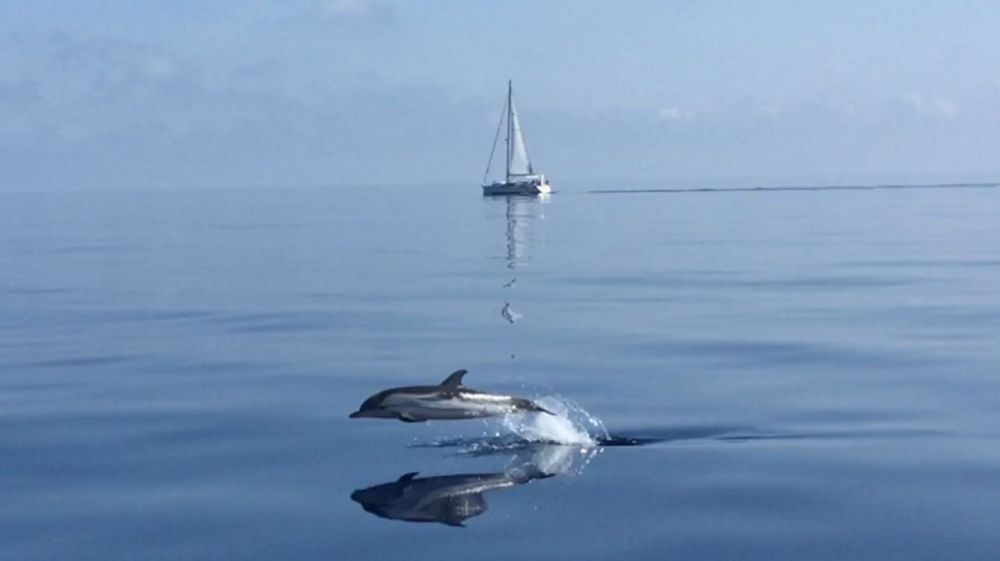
[{"x1": 482, "y1": 81, "x2": 552, "y2": 196}]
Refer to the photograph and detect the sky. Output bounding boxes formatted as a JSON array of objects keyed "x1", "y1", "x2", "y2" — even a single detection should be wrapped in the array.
[{"x1": 3, "y1": 0, "x2": 1000, "y2": 190}]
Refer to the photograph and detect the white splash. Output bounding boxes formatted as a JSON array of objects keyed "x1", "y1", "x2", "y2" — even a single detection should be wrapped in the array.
[
  {"x1": 504, "y1": 443, "x2": 601, "y2": 480},
  {"x1": 414, "y1": 395, "x2": 608, "y2": 454},
  {"x1": 499, "y1": 395, "x2": 607, "y2": 446}
]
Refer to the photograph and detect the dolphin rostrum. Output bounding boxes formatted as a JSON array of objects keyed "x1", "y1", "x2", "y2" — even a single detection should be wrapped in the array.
[{"x1": 348, "y1": 369, "x2": 553, "y2": 423}]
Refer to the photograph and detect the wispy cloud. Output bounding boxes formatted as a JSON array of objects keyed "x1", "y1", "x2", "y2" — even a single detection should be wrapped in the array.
[
  {"x1": 0, "y1": 31, "x2": 498, "y2": 189},
  {"x1": 314, "y1": 0, "x2": 392, "y2": 24},
  {"x1": 656, "y1": 106, "x2": 697, "y2": 122},
  {"x1": 903, "y1": 92, "x2": 959, "y2": 119}
]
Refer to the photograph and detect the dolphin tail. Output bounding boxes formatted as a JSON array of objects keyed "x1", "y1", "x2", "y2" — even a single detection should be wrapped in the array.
[
  {"x1": 533, "y1": 404, "x2": 556, "y2": 416},
  {"x1": 513, "y1": 398, "x2": 556, "y2": 416}
]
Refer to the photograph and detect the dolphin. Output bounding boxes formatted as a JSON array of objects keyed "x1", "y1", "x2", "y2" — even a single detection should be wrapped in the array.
[{"x1": 348, "y1": 369, "x2": 553, "y2": 423}]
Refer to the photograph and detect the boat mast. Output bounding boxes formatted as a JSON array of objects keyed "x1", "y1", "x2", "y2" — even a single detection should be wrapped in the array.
[
  {"x1": 482, "y1": 96, "x2": 506, "y2": 185},
  {"x1": 505, "y1": 79, "x2": 512, "y2": 183}
]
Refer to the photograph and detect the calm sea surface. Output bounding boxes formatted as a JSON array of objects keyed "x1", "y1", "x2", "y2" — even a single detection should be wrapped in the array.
[{"x1": 2, "y1": 184, "x2": 1000, "y2": 560}]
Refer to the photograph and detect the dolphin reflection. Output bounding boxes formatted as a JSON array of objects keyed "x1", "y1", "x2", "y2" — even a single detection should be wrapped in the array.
[
  {"x1": 350, "y1": 445, "x2": 596, "y2": 527},
  {"x1": 500, "y1": 302, "x2": 522, "y2": 324}
]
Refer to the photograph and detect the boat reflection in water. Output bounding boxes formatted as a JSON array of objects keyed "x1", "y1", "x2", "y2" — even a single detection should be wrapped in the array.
[
  {"x1": 350, "y1": 444, "x2": 596, "y2": 527},
  {"x1": 491, "y1": 193, "x2": 549, "y2": 271}
]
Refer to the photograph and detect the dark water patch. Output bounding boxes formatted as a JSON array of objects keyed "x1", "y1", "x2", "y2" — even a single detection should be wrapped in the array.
[
  {"x1": 626, "y1": 337, "x2": 928, "y2": 368},
  {"x1": 601, "y1": 425, "x2": 940, "y2": 446},
  {"x1": 11, "y1": 244, "x2": 141, "y2": 256},
  {"x1": 781, "y1": 304, "x2": 1000, "y2": 344},
  {"x1": 796, "y1": 304, "x2": 1000, "y2": 341},
  {"x1": 51, "y1": 244, "x2": 138, "y2": 255},
  {"x1": 198, "y1": 311, "x2": 332, "y2": 334},
  {"x1": 86, "y1": 309, "x2": 218, "y2": 324},
  {"x1": 406, "y1": 423, "x2": 937, "y2": 452},
  {"x1": 562, "y1": 272, "x2": 912, "y2": 292},
  {"x1": 737, "y1": 275, "x2": 913, "y2": 289},
  {"x1": 597, "y1": 435, "x2": 665, "y2": 446},
  {"x1": 292, "y1": 290, "x2": 361, "y2": 302},
  {"x1": 0, "y1": 381, "x2": 88, "y2": 393},
  {"x1": 411, "y1": 425, "x2": 750, "y2": 453},
  {"x1": 0, "y1": 411, "x2": 279, "y2": 452},
  {"x1": 205, "y1": 222, "x2": 303, "y2": 231},
  {"x1": 193, "y1": 309, "x2": 424, "y2": 335},
  {"x1": 840, "y1": 258, "x2": 1000, "y2": 270},
  {"x1": 590, "y1": 181, "x2": 1000, "y2": 194},
  {"x1": 714, "y1": 428, "x2": 940, "y2": 442},
  {"x1": 1, "y1": 286, "x2": 73, "y2": 295},
  {"x1": 0, "y1": 409, "x2": 318, "y2": 488},
  {"x1": 597, "y1": 425, "x2": 749, "y2": 446},
  {"x1": 564, "y1": 271, "x2": 737, "y2": 286},
  {"x1": 139, "y1": 357, "x2": 270, "y2": 377},
  {"x1": 25, "y1": 354, "x2": 135, "y2": 369}
]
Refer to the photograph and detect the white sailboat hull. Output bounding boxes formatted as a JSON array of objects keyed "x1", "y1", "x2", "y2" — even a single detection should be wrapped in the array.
[{"x1": 482, "y1": 180, "x2": 551, "y2": 196}]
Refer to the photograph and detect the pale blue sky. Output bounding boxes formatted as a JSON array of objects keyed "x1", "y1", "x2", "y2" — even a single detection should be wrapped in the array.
[{"x1": 3, "y1": 1, "x2": 1000, "y2": 189}]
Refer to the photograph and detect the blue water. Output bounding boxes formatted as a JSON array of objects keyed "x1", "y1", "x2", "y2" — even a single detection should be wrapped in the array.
[{"x1": 3, "y1": 184, "x2": 1000, "y2": 559}]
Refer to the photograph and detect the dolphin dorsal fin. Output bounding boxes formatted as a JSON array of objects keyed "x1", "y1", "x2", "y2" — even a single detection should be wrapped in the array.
[
  {"x1": 398, "y1": 471, "x2": 419, "y2": 483},
  {"x1": 439, "y1": 369, "x2": 468, "y2": 389}
]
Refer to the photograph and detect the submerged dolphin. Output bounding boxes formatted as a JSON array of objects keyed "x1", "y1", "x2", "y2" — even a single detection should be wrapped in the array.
[{"x1": 349, "y1": 369, "x2": 552, "y2": 423}]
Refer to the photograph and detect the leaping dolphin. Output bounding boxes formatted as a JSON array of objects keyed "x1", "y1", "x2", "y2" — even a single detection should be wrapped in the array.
[{"x1": 348, "y1": 369, "x2": 553, "y2": 423}]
